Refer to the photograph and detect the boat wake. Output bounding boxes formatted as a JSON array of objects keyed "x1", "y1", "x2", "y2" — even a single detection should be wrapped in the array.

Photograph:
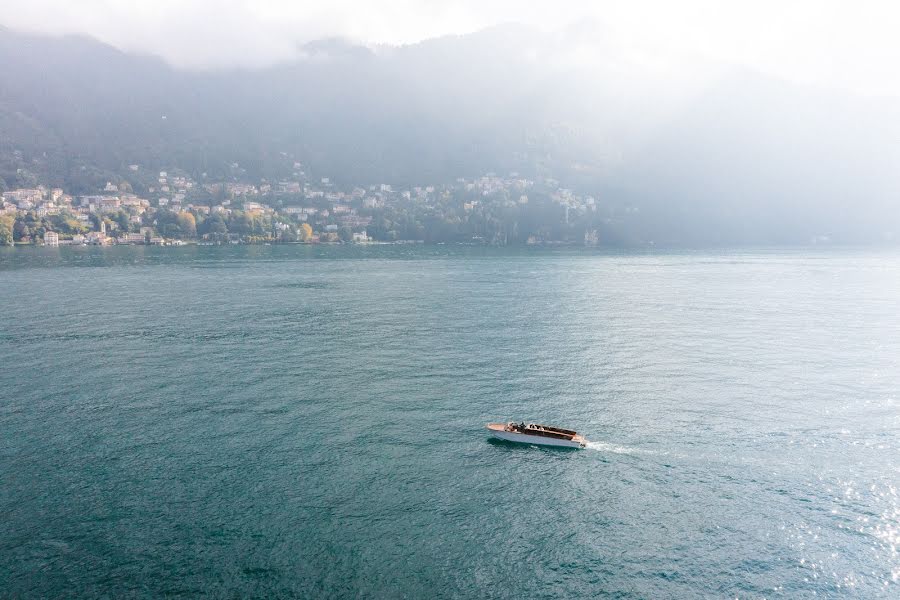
[{"x1": 585, "y1": 440, "x2": 660, "y2": 455}]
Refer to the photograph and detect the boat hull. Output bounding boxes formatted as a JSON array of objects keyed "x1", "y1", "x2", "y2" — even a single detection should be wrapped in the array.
[{"x1": 489, "y1": 429, "x2": 585, "y2": 448}]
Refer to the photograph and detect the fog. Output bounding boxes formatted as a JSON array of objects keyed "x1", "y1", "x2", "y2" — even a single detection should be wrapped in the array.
[
  {"x1": 1, "y1": 2, "x2": 899, "y2": 243},
  {"x1": 4, "y1": 0, "x2": 900, "y2": 96}
]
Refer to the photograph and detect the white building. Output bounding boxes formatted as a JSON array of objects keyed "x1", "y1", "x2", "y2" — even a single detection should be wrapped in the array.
[
  {"x1": 44, "y1": 231, "x2": 59, "y2": 246},
  {"x1": 118, "y1": 233, "x2": 145, "y2": 244}
]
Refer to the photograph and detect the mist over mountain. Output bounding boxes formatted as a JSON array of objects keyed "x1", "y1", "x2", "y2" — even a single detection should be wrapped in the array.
[{"x1": 1, "y1": 24, "x2": 898, "y2": 244}]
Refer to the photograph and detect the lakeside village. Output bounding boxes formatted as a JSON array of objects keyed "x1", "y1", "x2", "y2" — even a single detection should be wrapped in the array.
[{"x1": 0, "y1": 166, "x2": 614, "y2": 247}]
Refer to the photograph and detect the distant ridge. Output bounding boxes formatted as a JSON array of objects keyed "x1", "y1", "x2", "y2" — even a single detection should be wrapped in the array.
[{"x1": 1, "y1": 24, "x2": 898, "y2": 243}]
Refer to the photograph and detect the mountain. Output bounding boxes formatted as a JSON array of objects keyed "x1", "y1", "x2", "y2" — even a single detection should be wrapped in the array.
[
  {"x1": 0, "y1": 24, "x2": 602, "y2": 190},
  {"x1": 1, "y1": 24, "x2": 898, "y2": 243}
]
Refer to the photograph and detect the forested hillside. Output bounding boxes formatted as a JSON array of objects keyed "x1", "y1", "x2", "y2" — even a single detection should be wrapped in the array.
[{"x1": 2, "y1": 24, "x2": 898, "y2": 243}]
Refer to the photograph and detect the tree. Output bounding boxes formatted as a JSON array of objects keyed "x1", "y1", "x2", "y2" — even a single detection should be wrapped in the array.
[
  {"x1": 13, "y1": 220, "x2": 30, "y2": 242},
  {"x1": 49, "y1": 212, "x2": 87, "y2": 234},
  {"x1": 338, "y1": 226, "x2": 353, "y2": 243},
  {"x1": 0, "y1": 215, "x2": 14, "y2": 246},
  {"x1": 0, "y1": 176, "x2": 7, "y2": 194},
  {"x1": 155, "y1": 210, "x2": 181, "y2": 238},
  {"x1": 251, "y1": 215, "x2": 266, "y2": 237},
  {"x1": 228, "y1": 211, "x2": 253, "y2": 235},
  {"x1": 177, "y1": 212, "x2": 197, "y2": 238},
  {"x1": 278, "y1": 226, "x2": 298, "y2": 242},
  {"x1": 298, "y1": 222, "x2": 313, "y2": 242},
  {"x1": 200, "y1": 213, "x2": 228, "y2": 239},
  {"x1": 113, "y1": 210, "x2": 130, "y2": 232},
  {"x1": 15, "y1": 169, "x2": 38, "y2": 189}
]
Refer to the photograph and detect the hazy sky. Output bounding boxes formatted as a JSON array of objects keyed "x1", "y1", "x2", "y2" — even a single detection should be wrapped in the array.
[{"x1": 2, "y1": 0, "x2": 899, "y2": 96}]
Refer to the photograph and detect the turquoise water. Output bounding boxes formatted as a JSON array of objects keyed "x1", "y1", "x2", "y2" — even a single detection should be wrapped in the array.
[{"x1": 1, "y1": 246, "x2": 899, "y2": 598}]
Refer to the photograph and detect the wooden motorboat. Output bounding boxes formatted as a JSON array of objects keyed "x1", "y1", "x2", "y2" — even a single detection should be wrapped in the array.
[{"x1": 487, "y1": 422, "x2": 587, "y2": 448}]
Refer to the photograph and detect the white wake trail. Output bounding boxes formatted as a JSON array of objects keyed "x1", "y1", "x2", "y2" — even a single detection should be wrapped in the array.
[{"x1": 585, "y1": 440, "x2": 661, "y2": 455}]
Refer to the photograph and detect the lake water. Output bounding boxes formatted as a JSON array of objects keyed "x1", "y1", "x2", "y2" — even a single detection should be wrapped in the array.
[{"x1": 1, "y1": 245, "x2": 899, "y2": 598}]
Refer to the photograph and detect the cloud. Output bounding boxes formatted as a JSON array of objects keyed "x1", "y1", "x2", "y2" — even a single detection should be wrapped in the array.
[{"x1": 2, "y1": 0, "x2": 899, "y2": 95}]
